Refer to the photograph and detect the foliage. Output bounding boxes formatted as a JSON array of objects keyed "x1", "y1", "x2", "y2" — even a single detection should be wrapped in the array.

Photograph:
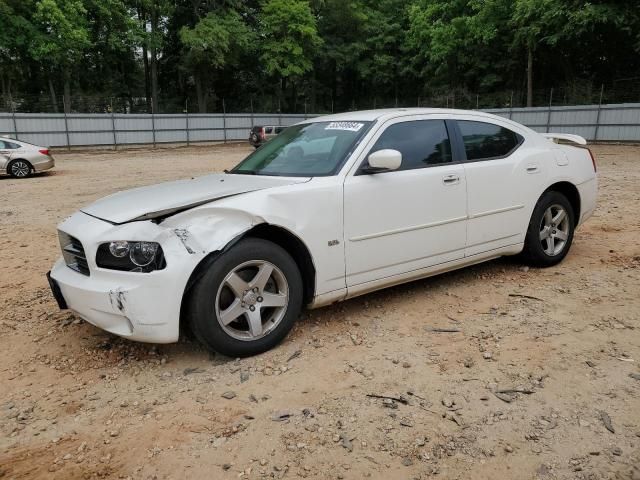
[
  {"x1": 0, "y1": 0, "x2": 639, "y2": 112},
  {"x1": 259, "y1": 0, "x2": 322, "y2": 79}
]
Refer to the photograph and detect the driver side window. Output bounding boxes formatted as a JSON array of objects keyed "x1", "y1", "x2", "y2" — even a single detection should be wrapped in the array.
[{"x1": 369, "y1": 120, "x2": 452, "y2": 171}]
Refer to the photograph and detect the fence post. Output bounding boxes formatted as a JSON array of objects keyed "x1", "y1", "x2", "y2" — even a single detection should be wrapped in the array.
[
  {"x1": 185, "y1": 99, "x2": 190, "y2": 147},
  {"x1": 111, "y1": 98, "x2": 117, "y2": 151},
  {"x1": 222, "y1": 98, "x2": 227, "y2": 143},
  {"x1": 63, "y1": 97, "x2": 71, "y2": 151},
  {"x1": 475, "y1": 94, "x2": 479, "y2": 110},
  {"x1": 11, "y1": 103, "x2": 19, "y2": 141},
  {"x1": 508, "y1": 91, "x2": 514, "y2": 119},
  {"x1": 545, "y1": 88, "x2": 554, "y2": 133},
  {"x1": 151, "y1": 113, "x2": 156, "y2": 148},
  {"x1": 594, "y1": 84, "x2": 604, "y2": 142},
  {"x1": 250, "y1": 97, "x2": 254, "y2": 127}
]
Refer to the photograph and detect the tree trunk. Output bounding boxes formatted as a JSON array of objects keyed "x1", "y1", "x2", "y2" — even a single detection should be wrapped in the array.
[
  {"x1": 0, "y1": 73, "x2": 10, "y2": 110},
  {"x1": 48, "y1": 77, "x2": 59, "y2": 113},
  {"x1": 138, "y1": 7, "x2": 151, "y2": 112},
  {"x1": 63, "y1": 69, "x2": 71, "y2": 114},
  {"x1": 150, "y1": 7, "x2": 159, "y2": 114},
  {"x1": 195, "y1": 74, "x2": 207, "y2": 113},
  {"x1": 310, "y1": 69, "x2": 316, "y2": 113},
  {"x1": 526, "y1": 46, "x2": 533, "y2": 107}
]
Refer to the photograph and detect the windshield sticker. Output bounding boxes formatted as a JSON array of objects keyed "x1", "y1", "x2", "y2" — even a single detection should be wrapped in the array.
[{"x1": 325, "y1": 122, "x2": 364, "y2": 132}]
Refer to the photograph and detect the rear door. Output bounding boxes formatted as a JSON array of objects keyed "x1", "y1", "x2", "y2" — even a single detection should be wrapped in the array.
[
  {"x1": 343, "y1": 117, "x2": 467, "y2": 287},
  {"x1": 0, "y1": 140, "x2": 12, "y2": 158},
  {"x1": 454, "y1": 118, "x2": 548, "y2": 256}
]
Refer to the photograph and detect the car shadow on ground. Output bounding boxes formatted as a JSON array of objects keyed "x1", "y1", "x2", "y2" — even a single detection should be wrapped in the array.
[
  {"x1": 0, "y1": 171, "x2": 57, "y2": 180},
  {"x1": 69, "y1": 255, "x2": 522, "y2": 367}
]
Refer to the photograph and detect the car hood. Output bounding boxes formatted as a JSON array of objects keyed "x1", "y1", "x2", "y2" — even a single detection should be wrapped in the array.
[{"x1": 81, "y1": 173, "x2": 311, "y2": 224}]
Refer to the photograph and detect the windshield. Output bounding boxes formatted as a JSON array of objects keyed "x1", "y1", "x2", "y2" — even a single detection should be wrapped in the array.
[{"x1": 231, "y1": 121, "x2": 372, "y2": 176}]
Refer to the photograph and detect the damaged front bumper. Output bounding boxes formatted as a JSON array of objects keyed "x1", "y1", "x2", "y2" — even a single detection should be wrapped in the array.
[{"x1": 49, "y1": 211, "x2": 207, "y2": 343}]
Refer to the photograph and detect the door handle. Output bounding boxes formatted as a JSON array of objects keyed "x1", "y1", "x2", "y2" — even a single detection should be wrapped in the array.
[
  {"x1": 526, "y1": 164, "x2": 540, "y2": 174},
  {"x1": 442, "y1": 174, "x2": 460, "y2": 185}
]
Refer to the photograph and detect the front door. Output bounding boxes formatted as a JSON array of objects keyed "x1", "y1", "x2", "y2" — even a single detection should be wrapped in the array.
[{"x1": 343, "y1": 118, "x2": 467, "y2": 287}]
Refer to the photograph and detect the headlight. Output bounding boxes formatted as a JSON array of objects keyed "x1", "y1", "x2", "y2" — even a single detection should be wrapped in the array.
[{"x1": 96, "y1": 241, "x2": 166, "y2": 272}]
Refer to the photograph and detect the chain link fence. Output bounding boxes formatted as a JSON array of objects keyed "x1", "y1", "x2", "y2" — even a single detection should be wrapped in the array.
[{"x1": 2, "y1": 79, "x2": 640, "y2": 114}]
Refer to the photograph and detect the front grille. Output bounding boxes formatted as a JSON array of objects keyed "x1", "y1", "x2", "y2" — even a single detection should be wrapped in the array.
[{"x1": 58, "y1": 231, "x2": 90, "y2": 276}]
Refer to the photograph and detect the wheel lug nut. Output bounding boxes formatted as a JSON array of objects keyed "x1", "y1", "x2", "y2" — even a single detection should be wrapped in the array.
[
  {"x1": 253, "y1": 287, "x2": 259, "y2": 293},
  {"x1": 257, "y1": 296, "x2": 263, "y2": 302},
  {"x1": 249, "y1": 305, "x2": 255, "y2": 311}
]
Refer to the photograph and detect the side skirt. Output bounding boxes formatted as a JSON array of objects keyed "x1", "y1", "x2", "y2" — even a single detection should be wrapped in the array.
[{"x1": 308, "y1": 243, "x2": 523, "y2": 309}]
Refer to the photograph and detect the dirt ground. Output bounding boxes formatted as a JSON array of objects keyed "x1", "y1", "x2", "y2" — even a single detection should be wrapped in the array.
[{"x1": 0, "y1": 143, "x2": 639, "y2": 480}]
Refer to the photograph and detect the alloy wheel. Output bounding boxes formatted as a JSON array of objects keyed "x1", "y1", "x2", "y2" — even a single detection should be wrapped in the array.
[
  {"x1": 539, "y1": 204, "x2": 570, "y2": 256},
  {"x1": 215, "y1": 260, "x2": 289, "y2": 341},
  {"x1": 11, "y1": 161, "x2": 30, "y2": 178}
]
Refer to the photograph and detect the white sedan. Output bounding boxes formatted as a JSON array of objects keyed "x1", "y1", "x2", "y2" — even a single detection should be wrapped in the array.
[
  {"x1": 0, "y1": 137, "x2": 55, "y2": 177},
  {"x1": 48, "y1": 109, "x2": 597, "y2": 356}
]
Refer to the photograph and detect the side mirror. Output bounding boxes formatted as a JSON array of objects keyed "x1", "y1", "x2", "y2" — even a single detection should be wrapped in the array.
[{"x1": 362, "y1": 149, "x2": 402, "y2": 174}]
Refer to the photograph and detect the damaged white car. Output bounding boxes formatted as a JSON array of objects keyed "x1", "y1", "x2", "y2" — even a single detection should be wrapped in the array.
[{"x1": 48, "y1": 109, "x2": 597, "y2": 356}]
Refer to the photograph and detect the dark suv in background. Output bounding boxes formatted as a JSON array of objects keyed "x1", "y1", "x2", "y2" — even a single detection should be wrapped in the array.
[{"x1": 249, "y1": 125, "x2": 285, "y2": 148}]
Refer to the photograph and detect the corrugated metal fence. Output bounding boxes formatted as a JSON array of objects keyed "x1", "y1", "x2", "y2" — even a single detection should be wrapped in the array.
[
  {"x1": 1, "y1": 103, "x2": 639, "y2": 149},
  {"x1": 0, "y1": 113, "x2": 312, "y2": 148},
  {"x1": 486, "y1": 103, "x2": 640, "y2": 142}
]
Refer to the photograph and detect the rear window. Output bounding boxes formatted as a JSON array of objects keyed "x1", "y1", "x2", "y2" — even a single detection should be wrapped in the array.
[
  {"x1": 0, "y1": 140, "x2": 20, "y2": 149},
  {"x1": 457, "y1": 121, "x2": 523, "y2": 161},
  {"x1": 274, "y1": 127, "x2": 285, "y2": 134},
  {"x1": 264, "y1": 127, "x2": 273, "y2": 134}
]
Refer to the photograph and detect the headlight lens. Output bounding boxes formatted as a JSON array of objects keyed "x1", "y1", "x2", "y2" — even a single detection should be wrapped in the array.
[
  {"x1": 97, "y1": 241, "x2": 166, "y2": 272},
  {"x1": 130, "y1": 242, "x2": 158, "y2": 267},
  {"x1": 109, "y1": 240, "x2": 130, "y2": 258}
]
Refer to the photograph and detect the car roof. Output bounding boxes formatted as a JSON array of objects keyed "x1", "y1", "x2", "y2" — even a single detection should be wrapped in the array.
[
  {"x1": 302, "y1": 108, "x2": 509, "y2": 123},
  {"x1": 299, "y1": 108, "x2": 534, "y2": 136}
]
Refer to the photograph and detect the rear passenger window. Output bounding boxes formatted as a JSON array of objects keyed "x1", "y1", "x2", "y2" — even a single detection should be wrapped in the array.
[
  {"x1": 274, "y1": 127, "x2": 284, "y2": 134},
  {"x1": 369, "y1": 120, "x2": 452, "y2": 171},
  {"x1": 458, "y1": 121, "x2": 522, "y2": 160},
  {"x1": 264, "y1": 127, "x2": 273, "y2": 134}
]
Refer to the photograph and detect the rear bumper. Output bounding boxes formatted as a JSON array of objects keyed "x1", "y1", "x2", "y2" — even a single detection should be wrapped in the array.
[
  {"x1": 34, "y1": 157, "x2": 54, "y2": 172},
  {"x1": 577, "y1": 177, "x2": 598, "y2": 226}
]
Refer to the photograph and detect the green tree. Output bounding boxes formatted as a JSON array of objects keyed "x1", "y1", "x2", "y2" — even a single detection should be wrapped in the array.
[
  {"x1": 260, "y1": 0, "x2": 321, "y2": 110},
  {"x1": 31, "y1": 0, "x2": 90, "y2": 112},
  {"x1": 180, "y1": 10, "x2": 253, "y2": 112},
  {"x1": 0, "y1": 1, "x2": 37, "y2": 109}
]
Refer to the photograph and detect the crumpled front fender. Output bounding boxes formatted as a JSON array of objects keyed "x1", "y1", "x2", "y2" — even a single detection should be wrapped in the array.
[{"x1": 161, "y1": 207, "x2": 266, "y2": 257}]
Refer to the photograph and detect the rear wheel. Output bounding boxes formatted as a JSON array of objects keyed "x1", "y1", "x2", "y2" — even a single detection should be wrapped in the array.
[
  {"x1": 186, "y1": 238, "x2": 303, "y2": 357},
  {"x1": 8, "y1": 159, "x2": 32, "y2": 178},
  {"x1": 521, "y1": 191, "x2": 575, "y2": 267}
]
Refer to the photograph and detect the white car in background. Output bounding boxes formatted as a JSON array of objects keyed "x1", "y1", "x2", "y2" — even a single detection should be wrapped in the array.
[
  {"x1": 48, "y1": 109, "x2": 597, "y2": 357},
  {"x1": 0, "y1": 137, "x2": 55, "y2": 178}
]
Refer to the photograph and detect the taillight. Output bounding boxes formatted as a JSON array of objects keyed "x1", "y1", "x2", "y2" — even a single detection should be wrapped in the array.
[
  {"x1": 39, "y1": 149, "x2": 50, "y2": 156},
  {"x1": 260, "y1": 128, "x2": 265, "y2": 140},
  {"x1": 588, "y1": 148, "x2": 597, "y2": 172}
]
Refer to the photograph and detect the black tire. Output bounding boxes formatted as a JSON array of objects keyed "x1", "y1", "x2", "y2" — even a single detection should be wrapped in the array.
[
  {"x1": 186, "y1": 238, "x2": 303, "y2": 357},
  {"x1": 521, "y1": 190, "x2": 575, "y2": 267},
  {"x1": 8, "y1": 159, "x2": 32, "y2": 178}
]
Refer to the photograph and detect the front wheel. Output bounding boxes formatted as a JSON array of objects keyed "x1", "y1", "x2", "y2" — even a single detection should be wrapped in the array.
[
  {"x1": 521, "y1": 191, "x2": 575, "y2": 267},
  {"x1": 186, "y1": 238, "x2": 303, "y2": 357}
]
